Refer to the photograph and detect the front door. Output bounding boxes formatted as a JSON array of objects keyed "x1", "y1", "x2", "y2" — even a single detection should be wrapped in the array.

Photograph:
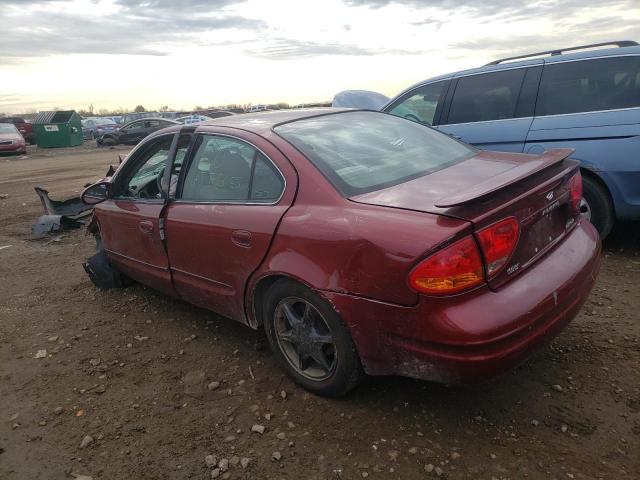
[
  {"x1": 164, "y1": 131, "x2": 296, "y2": 323},
  {"x1": 95, "y1": 133, "x2": 177, "y2": 295}
]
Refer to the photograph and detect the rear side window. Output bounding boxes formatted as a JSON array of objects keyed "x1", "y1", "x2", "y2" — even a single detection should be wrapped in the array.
[
  {"x1": 386, "y1": 80, "x2": 448, "y2": 125},
  {"x1": 447, "y1": 69, "x2": 526, "y2": 124},
  {"x1": 180, "y1": 135, "x2": 283, "y2": 203},
  {"x1": 536, "y1": 56, "x2": 640, "y2": 116},
  {"x1": 275, "y1": 111, "x2": 474, "y2": 196}
]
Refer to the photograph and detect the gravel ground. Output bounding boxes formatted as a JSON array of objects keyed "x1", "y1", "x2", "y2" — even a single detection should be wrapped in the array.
[{"x1": 0, "y1": 145, "x2": 638, "y2": 480}]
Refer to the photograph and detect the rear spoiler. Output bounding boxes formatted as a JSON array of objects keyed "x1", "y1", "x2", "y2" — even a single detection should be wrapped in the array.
[{"x1": 435, "y1": 148, "x2": 575, "y2": 208}]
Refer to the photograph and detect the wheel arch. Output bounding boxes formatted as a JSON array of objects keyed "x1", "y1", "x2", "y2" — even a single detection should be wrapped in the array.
[
  {"x1": 246, "y1": 272, "x2": 326, "y2": 330},
  {"x1": 579, "y1": 167, "x2": 616, "y2": 216}
]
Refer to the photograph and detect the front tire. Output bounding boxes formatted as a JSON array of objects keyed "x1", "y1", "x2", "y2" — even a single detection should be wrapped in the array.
[
  {"x1": 263, "y1": 279, "x2": 364, "y2": 397},
  {"x1": 581, "y1": 175, "x2": 614, "y2": 239}
]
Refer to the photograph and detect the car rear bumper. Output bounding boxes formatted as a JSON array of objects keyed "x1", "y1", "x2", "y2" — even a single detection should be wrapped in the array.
[{"x1": 323, "y1": 219, "x2": 601, "y2": 384}]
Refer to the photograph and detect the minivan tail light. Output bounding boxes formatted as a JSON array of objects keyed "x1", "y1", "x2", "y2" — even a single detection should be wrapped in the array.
[
  {"x1": 408, "y1": 236, "x2": 484, "y2": 295},
  {"x1": 567, "y1": 170, "x2": 582, "y2": 213},
  {"x1": 476, "y1": 217, "x2": 520, "y2": 277}
]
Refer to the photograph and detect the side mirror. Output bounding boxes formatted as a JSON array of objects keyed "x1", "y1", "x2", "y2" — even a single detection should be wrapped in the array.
[{"x1": 81, "y1": 181, "x2": 111, "y2": 205}]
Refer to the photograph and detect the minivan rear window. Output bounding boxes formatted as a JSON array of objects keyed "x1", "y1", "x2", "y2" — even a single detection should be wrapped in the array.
[
  {"x1": 274, "y1": 111, "x2": 475, "y2": 196},
  {"x1": 537, "y1": 56, "x2": 640, "y2": 116}
]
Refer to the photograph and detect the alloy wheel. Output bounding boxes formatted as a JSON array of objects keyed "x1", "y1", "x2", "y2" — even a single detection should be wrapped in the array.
[{"x1": 273, "y1": 297, "x2": 337, "y2": 381}]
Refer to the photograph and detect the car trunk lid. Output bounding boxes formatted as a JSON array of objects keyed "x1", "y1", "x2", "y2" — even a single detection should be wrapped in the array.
[{"x1": 350, "y1": 148, "x2": 582, "y2": 289}]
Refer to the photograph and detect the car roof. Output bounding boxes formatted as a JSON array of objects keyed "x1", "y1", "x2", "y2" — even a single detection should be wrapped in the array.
[
  {"x1": 390, "y1": 43, "x2": 640, "y2": 102},
  {"x1": 195, "y1": 108, "x2": 352, "y2": 134}
]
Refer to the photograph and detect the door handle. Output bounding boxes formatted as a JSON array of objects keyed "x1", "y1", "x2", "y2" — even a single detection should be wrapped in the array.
[
  {"x1": 139, "y1": 220, "x2": 154, "y2": 234},
  {"x1": 231, "y1": 230, "x2": 252, "y2": 247}
]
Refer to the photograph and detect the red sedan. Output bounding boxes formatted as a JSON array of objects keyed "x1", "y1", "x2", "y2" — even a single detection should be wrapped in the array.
[
  {"x1": 0, "y1": 123, "x2": 27, "y2": 155},
  {"x1": 81, "y1": 109, "x2": 601, "y2": 396}
]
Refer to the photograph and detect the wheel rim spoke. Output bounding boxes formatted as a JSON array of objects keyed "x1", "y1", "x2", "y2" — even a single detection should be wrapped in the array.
[
  {"x1": 310, "y1": 348, "x2": 333, "y2": 373},
  {"x1": 279, "y1": 329, "x2": 296, "y2": 344},
  {"x1": 281, "y1": 302, "x2": 302, "y2": 326},
  {"x1": 298, "y1": 353, "x2": 310, "y2": 371},
  {"x1": 310, "y1": 331, "x2": 333, "y2": 345},
  {"x1": 301, "y1": 303, "x2": 313, "y2": 325}
]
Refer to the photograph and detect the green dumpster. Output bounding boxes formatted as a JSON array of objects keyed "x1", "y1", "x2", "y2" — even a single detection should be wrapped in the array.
[{"x1": 33, "y1": 110, "x2": 83, "y2": 148}]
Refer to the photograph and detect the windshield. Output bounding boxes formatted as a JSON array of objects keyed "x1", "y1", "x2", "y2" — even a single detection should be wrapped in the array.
[
  {"x1": 0, "y1": 124, "x2": 18, "y2": 134},
  {"x1": 274, "y1": 111, "x2": 475, "y2": 196}
]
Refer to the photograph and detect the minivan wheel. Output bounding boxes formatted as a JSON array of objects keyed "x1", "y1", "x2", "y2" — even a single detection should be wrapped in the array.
[
  {"x1": 581, "y1": 175, "x2": 614, "y2": 239},
  {"x1": 263, "y1": 279, "x2": 364, "y2": 397}
]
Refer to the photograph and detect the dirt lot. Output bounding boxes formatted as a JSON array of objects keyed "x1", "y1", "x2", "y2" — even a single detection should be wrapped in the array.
[{"x1": 0, "y1": 145, "x2": 638, "y2": 480}]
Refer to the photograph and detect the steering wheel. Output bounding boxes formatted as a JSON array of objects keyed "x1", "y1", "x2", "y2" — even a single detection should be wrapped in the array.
[{"x1": 156, "y1": 167, "x2": 166, "y2": 195}]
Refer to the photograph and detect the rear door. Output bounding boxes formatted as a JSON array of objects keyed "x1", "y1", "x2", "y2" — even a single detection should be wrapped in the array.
[
  {"x1": 95, "y1": 133, "x2": 178, "y2": 295},
  {"x1": 526, "y1": 55, "x2": 640, "y2": 157},
  {"x1": 438, "y1": 65, "x2": 542, "y2": 152},
  {"x1": 164, "y1": 130, "x2": 297, "y2": 323}
]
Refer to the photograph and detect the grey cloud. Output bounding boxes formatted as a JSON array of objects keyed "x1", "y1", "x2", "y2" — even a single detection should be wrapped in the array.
[
  {"x1": 0, "y1": 1, "x2": 264, "y2": 59},
  {"x1": 345, "y1": 0, "x2": 637, "y2": 21},
  {"x1": 247, "y1": 38, "x2": 424, "y2": 59}
]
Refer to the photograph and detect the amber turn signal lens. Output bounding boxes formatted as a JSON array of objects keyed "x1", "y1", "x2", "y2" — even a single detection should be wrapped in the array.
[{"x1": 409, "y1": 236, "x2": 484, "y2": 295}]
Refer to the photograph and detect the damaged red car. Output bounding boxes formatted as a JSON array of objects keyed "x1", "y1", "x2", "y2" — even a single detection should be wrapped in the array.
[{"x1": 81, "y1": 109, "x2": 601, "y2": 396}]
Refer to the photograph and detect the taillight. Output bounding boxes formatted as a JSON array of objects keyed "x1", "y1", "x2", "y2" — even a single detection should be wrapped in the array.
[
  {"x1": 476, "y1": 217, "x2": 520, "y2": 277},
  {"x1": 408, "y1": 236, "x2": 484, "y2": 295},
  {"x1": 567, "y1": 170, "x2": 582, "y2": 213}
]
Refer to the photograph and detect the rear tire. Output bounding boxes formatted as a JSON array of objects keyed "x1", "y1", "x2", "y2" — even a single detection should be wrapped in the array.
[
  {"x1": 263, "y1": 279, "x2": 364, "y2": 397},
  {"x1": 581, "y1": 175, "x2": 614, "y2": 239}
]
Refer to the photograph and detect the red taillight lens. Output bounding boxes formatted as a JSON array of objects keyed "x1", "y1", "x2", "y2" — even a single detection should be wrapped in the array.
[
  {"x1": 476, "y1": 217, "x2": 520, "y2": 277},
  {"x1": 408, "y1": 236, "x2": 484, "y2": 295},
  {"x1": 567, "y1": 170, "x2": 582, "y2": 213}
]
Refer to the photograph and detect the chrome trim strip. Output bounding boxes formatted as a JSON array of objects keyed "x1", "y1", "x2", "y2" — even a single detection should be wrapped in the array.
[
  {"x1": 170, "y1": 267, "x2": 234, "y2": 290},
  {"x1": 105, "y1": 249, "x2": 167, "y2": 271}
]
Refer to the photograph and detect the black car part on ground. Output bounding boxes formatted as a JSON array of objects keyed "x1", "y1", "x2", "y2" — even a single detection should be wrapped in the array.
[
  {"x1": 34, "y1": 187, "x2": 94, "y2": 217},
  {"x1": 32, "y1": 187, "x2": 93, "y2": 238},
  {"x1": 32, "y1": 214, "x2": 86, "y2": 238}
]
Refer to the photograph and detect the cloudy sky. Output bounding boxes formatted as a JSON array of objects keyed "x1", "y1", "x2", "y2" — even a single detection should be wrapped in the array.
[{"x1": 1, "y1": 0, "x2": 639, "y2": 114}]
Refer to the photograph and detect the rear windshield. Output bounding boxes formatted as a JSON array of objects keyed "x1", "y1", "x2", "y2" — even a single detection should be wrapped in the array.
[{"x1": 274, "y1": 111, "x2": 474, "y2": 196}]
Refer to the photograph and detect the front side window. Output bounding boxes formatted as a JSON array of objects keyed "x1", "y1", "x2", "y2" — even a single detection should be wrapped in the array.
[
  {"x1": 536, "y1": 56, "x2": 640, "y2": 116},
  {"x1": 386, "y1": 80, "x2": 447, "y2": 125},
  {"x1": 116, "y1": 135, "x2": 173, "y2": 199},
  {"x1": 447, "y1": 69, "x2": 526, "y2": 124},
  {"x1": 180, "y1": 135, "x2": 283, "y2": 203},
  {"x1": 275, "y1": 111, "x2": 474, "y2": 196}
]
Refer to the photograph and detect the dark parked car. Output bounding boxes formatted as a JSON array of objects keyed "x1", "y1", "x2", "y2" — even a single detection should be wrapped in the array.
[
  {"x1": 0, "y1": 123, "x2": 27, "y2": 155},
  {"x1": 81, "y1": 109, "x2": 600, "y2": 396},
  {"x1": 98, "y1": 118, "x2": 178, "y2": 146},
  {"x1": 82, "y1": 117, "x2": 118, "y2": 140},
  {"x1": 0, "y1": 117, "x2": 34, "y2": 144}
]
